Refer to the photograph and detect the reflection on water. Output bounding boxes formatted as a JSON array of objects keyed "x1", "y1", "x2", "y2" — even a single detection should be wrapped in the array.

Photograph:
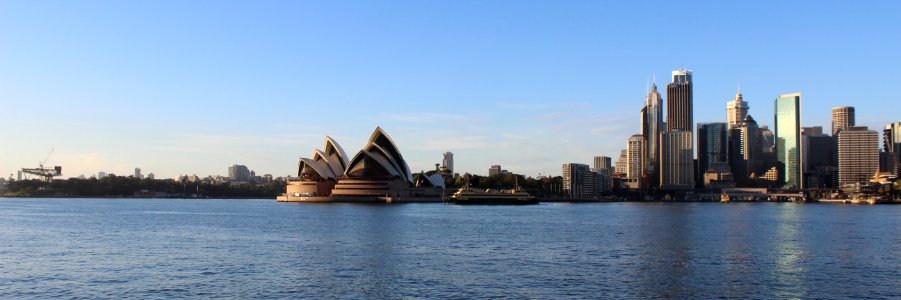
[
  {"x1": 773, "y1": 204, "x2": 809, "y2": 298},
  {"x1": 0, "y1": 199, "x2": 898, "y2": 298}
]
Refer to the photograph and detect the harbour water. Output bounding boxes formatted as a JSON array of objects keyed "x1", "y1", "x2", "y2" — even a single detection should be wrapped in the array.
[{"x1": 1, "y1": 198, "x2": 898, "y2": 298}]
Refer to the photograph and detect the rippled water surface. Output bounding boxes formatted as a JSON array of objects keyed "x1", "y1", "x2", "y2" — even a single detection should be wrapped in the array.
[{"x1": 1, "y1": 198, "x2": 899, "y2": 298}]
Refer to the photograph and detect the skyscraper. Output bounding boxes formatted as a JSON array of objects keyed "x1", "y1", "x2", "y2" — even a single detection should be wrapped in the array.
[
  {"x1": 884, "y1": 122, "x2": 901, "y2": 152},
  {"x1": 442, "y1": 152, "x2": 454, "y2": 174},
  {"x1": 831, "y1": 106, "x2": 855, "y2": 137},
  {"x1": 666, "y1": 69, "x2": 693, "y2": 132},
  {"x1": 726, "y1": 89, "x2": 749, "y2": 130},
  {"x1": 642, "y1": 83, "x2": 664, "y2": 187},
  {"x1": 884, "y1": 122, "x2": 901, "y2": 176},
  {"x1": 698, "y1": 123, "x2": 728, "y2": 173},
  {"x1": 729, "y1": 115, "x2": 760, "y2": 183},
  {"x1": 660, "y1": 130, "x2": 694, "y2": 190},
  {"x1": 757, "y1": 125, "x2": 777, "y2": 175},
  {"x1": 626, "y1": 135, "x2": 645, "y2": 180},
  {"x1": 837, "y1": 127, "x2": 878, "y2": 186},
  {"x1": 134, "y1": 167, "x2": 142, "y2": 179},
  {"x1": 802, "y1": 127, "x2": 837, "y2": 189},
  {"x1": 775, "y1": 93, "x2": 803, "y2": 189}
]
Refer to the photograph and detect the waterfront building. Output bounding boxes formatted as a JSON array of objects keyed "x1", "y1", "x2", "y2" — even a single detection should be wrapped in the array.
[
  {"x1": 563, "y1": 163, "x2": 599, "y2": 198},
  {"x1": 802, "y1": 127, "x2": 838, "y2": 189},
  {"x1": 726, "y1": 89, "x2": 749, "y2": 130},
  {"x1": 642, "y1": 83, "x2": 664, "y2": 188},
  {"x1": 659, "y1": 130, "x2": 694, "y2": 190},
  {"x1": 837, "y1": 127, "x2": 879, "y2": 186},
  {"x1": 832, "y1": 106, "x2": 855, "y2": 137},
  {"x1": 703, "y1": 164, "x2": 735, "y2": 190},
  {"x1": 488, "y1": 165, "x2": 502, "y2": 176},
  {"x1": 442, "y1": 152, "x2": 454, "y2": 175},
  {"x1": 281, "y1": 127, "x2": 441, "y2": 202},
  {"x1": 228, "y1": 164, "x2": 251, "y2": 183},
  {"x1": 698, "y1": 123, "x2": 729, "y2": 173},
  {"x1": 626, "y1": 135, "x2": 645, "y2": 181},
  {"x1": 775, "y1": 93, "x2": 803, "y2": 189}
]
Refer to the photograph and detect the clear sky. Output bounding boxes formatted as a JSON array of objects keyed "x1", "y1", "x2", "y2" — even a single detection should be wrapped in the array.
[{"x1": 1, "y1": 1, "x2": 899, "y2": 179}]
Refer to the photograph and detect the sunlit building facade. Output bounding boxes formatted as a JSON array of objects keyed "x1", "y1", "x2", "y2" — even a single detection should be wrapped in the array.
[{"x1": 775, "y1": 93, "x2": 803, "y2": 189}]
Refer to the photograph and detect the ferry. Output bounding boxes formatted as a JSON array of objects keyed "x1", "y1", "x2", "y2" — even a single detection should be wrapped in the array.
[{"x1": 450, "y1": 184, "x2": 538, "y2": 205}]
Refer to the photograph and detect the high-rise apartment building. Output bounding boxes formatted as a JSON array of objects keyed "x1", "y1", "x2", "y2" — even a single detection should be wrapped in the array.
[
  {"x1": 837, "y1": 127, "x2": 879, "y2": 186},
  {"x1": 831, "y1": 106, "x2": 855, "y2": 137},
  {"x1": 642, "y1": 83, "x2": 664, "y2": 187},
  {"x1": 698, "y1": 123, "x2": 729, "y2": 173},
  {"x1": 134, "y1": 168, "x2": 142, "y2": 179},
  {"x1": 228, "y1": 164, "x2": 251, "y2": 182},
  {"x1": 442, "y1": 152, "x2": 454, "y2": 174},
  {"x1": 660, "y1": 130, "x2": 694, "y2": 190},
  {"x1": 775, "y1": 93, "x2": 803, "y2": 189},
  {"x1": 626, "y1": 135, "x2": 645, "y2": 180},
  {"x1": 726, "y1": 89, "x2": 749, "y2": 130},
  {"x1": 593, "y1": 156, "x2": 612, "y2": 175},
  {"x1": 666, "y1": 69, "x2": 694, "y2": 132},
  {"x1": 488, "y1": 165, "x2": 502, "y2": 176}
]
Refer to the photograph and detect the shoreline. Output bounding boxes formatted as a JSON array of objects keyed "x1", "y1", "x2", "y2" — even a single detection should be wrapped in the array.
[{"x1": 3, "y1": 196, "x2": 899, "y2": 204}]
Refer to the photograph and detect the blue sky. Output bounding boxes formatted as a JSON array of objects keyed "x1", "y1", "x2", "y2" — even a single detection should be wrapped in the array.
[{"x1": 1, "y1": 1, "x2": 899, "y2": 179}]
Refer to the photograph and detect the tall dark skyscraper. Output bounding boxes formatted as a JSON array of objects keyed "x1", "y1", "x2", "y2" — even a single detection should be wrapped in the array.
[
  {"x1": 802, "y1": 127, "x2": 837, "y2": 189},
  {"x1": 884, "y1": 122, "x2": 901, "y2": 176},
  {"x1": 698, "y1": 123, "x2": 729, "y2": 173},
  {"x1": 729, "y1": 115, "x2": 760, "y2": 183},
  {"x1": 666, "y1": 69, "x2": 693, "y2": 132}
]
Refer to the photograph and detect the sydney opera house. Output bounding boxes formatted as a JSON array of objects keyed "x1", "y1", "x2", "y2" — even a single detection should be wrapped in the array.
[{"x1": 277, "y1": 127, "x2": 445, "y2": 203}]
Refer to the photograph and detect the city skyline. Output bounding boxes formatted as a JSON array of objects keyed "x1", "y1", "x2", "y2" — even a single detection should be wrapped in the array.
[{"x1": 2, "y1": 1, "x2": 899, "y2": 179}]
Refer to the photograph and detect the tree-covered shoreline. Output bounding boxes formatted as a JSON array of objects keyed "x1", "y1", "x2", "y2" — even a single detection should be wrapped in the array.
[{"x1": 2, "y1": 176, "x2": 286, "y2": 198}]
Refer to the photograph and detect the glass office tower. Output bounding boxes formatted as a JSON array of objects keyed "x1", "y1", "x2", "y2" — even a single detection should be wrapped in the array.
[{"x1": 775, "y1": 93, "x2": 803, "y2": 190}]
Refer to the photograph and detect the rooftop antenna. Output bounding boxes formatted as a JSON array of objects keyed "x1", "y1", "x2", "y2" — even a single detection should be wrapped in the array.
[{"x1": 738, "y1": 82, "x2": 741, "y2": 94}]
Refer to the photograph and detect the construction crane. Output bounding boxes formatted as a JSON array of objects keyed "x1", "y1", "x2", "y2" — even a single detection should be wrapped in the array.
[{"x1": 21, "y1": 148, "x2": 62, "y2": 182}]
